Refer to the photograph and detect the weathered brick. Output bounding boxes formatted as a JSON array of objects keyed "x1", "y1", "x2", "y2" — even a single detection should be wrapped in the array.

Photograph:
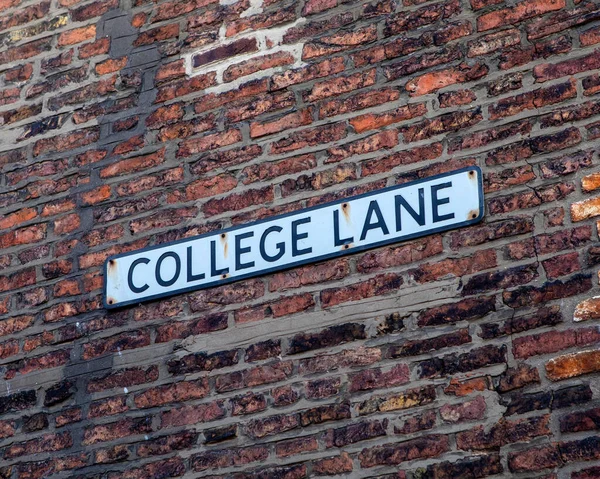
[
  {"x1": 560, "y1": 436, "x2": 600, "y2": 463},
  {"x1": 288, "y1": 323, "x2": 366, "y2": 355},
  {"x1": 160, "y1": 400, "x2": 225, "y2": 428},
  {"x1": 5, "y1": 432, "x2": 72, "y2": 458},
  {"x1": 191, "y1": 445, "x2": 268, "y2": 472},
  {"x1": 134, "y1": 379, "x2": 209, "y2": 408},
  {"x1": 321, "y1": 273, "x2": 403, "y2": 308},
  {"x1": 503, "y1": 274, "x2": 592, "y2": 308},
  {"x1": 457, "y1": 415, "x2": 551, "y2": 450},
  {"x1": 313, "y1": 452, "x2": 353, "y2": 475},
  {"x1": 478, "y1": 0, "x2": 565, "y2": 31},
  {"x1": 87, "y1": 366, "x2": 159, "y2": 393},
  {"x1": 358, "y1": 386, "x2": 435, "y2": 415},
  {"x1": 351, "y1": 103, "x2": 427, "y2": 133},
  {"x1": 389, "y1": 329, "x2": 471, "y2": 358},
  {"x1": 419, "y1": 456, "x2": 501, "y2": 478},
  {"x1": 535, "y1": 49, "x2": 600, "y2": 82},
  {"x1": 418, "y1": 345, "x2": 506, "y2": 379},
  {"x1": 407, "y1": 63, "x2": 488, "y2": 96},
  {"x1": 418, "y1": 296, "x2": 496, "y2": 326},
  {"x1": 271, "y1": 58, "x2": 345, "y2": 90},
  {"x1": 300, "y1": 402, "x2": 351, "y2": 426},
  {"x1": 275, "y1": 436, "x2": 318, "y2": 457},
  {"x1": 546, "y1": 349, "x2": 600, "y2": 381},
  {"x1": 246, "y1": 413, "x2": 300, "y2": 438},
  {"x1": 108, "y1": 457, "x2": 185, "y2": 479},
  {"x1": 359, "y1": 435, "x2": 450, "y2": 467}
]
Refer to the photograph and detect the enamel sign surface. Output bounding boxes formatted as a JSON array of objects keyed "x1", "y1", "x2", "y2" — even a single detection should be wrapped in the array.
[{"x1": 104, "y1": 166, "x2": 484, "y2": 309}]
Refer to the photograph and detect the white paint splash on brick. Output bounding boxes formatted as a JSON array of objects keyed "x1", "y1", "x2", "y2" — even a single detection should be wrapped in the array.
[
  {"x1": 240, "y1": 0, "x2": 264, "y2": 18},
  {"x1": 183, "y1": 17, "x2": 307, "y2": 94}
]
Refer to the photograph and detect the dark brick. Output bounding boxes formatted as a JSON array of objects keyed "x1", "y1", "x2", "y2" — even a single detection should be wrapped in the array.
[
  {"x1": 167, "y1": 349, "x2": 238, "y2": 375},
  {"x1": 417, "y1": 454, "x2": 503, "y2": 478},
  {"x1": 44, "y1": 380, "x2": 75, "y2": 407},
  {"x1": 0, "y1": 390, "x2": 36, "y2": 414},
  {"x1": 288, "y1": 323, "x2": 366, "y2": 355},
  {"x1": 359, "y1": 435, "x2": 450, "y2": 467}
]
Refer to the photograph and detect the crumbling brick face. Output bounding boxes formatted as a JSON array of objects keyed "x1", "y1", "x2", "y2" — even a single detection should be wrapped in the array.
[{"x1": 0, "y1": 0, "x2": 600, "y2": 477}]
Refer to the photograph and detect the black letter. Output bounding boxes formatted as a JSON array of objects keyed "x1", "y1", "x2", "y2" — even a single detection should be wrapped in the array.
[
  {"x1": 210, "y1": 240, "x2": 229, "y2": 277},
  {"x1": 333, "y1": 210, "x2": 353, "y2": 247},
  {"x1": 260, "y1": 226, "x2": 285, "y2": 262},
  {"x1": 235, "y1": 231, "x2": 255, "y2": 270},
  {"x1": 187, "y1": 246, "x2": 205, "y2": 282},
  {"x1": 360, "y1": 200, "x2": 389, "y2": 241},
  {"x1": 292, "y1": 217, "x2": 312, "y2": 257},
  {"x1": 128, "y1": 258, "x2": 149, "y2": 293},
  {"x1": 395, "y1": 188, "x2": 425, "y2": 231},
  {"x1": 431, "y1": 182, "x2": 455, "y2": 223},
  {"x1": 155, "y1": 252, "x2": 181, "y2": 287}
]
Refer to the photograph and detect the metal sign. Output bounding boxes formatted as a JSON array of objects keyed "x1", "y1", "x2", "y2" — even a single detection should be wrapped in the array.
[{"x1": 104, "y1": 166, "x2": 484, "y2": 309}]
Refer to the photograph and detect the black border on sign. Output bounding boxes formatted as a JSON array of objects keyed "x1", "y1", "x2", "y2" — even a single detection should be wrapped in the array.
[{"x1": 103, "y1": 166, "x2": 484, "y2": 309}]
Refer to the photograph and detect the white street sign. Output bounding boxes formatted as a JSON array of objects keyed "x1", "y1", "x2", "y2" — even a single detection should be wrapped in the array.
[{"x1": 104, "y1": 167, "x2": 484, "y2": 308}]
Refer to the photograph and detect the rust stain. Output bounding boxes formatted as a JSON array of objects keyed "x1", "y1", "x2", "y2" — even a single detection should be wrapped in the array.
[
  {"x1": 341, "y1": 202, "x2": 351, "y2": 223},
  {"x1": 468, "y1": 209, "x2": 479, "y2": 220},
  {"x1": 221, "y1": 233, "x2": 228, "y2": 259},
  {"x1": 468, "y1": 169, "x2": 477, "y2": 182},
  {"x1": 107, "y1": 259, "x2": 117, "y2": 279}
]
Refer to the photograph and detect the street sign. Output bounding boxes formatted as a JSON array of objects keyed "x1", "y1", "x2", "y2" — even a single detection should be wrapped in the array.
[{"x1": 104, "y1": 166, "x2": 484, "y2": 309}]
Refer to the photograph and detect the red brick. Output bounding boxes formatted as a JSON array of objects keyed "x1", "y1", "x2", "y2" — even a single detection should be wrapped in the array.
[
  {"x1": 0, "y1": 315, "x2": 34, "y2": 339},
  {"x1": 191, "y1": 445, "x2": 267, "y2": 472},
  {"x1": 407, "y1": 63, "x2": 488, "y2": 96},
  {"x1": 384, "y1": 0, "x2": 460, "y2": 36},
  {"x1": 313, "y1": 452, "x2": 353, "y2": 475},
  {"x1": 79, "y1": 37, "x2": 110, "y2": 59},
  {"x1": 108, "y1": 458, "x2": 185, "y2": 479},
  {"x1": 250, "y1": 109, "x2": 313, "y2": 138},
  {"x1": 271, "y1": 57, "x2": 345, "y2": 90},
  {"x1": 535, "y1": 50, "x2": 600, "y2": 82},
  {"x1": 350, "y1": 103, "x2": 426, "y2": 133},
  {"x1": 135, "y1": 23, "x2": 179, "y2": 46},
  {"x1": 321, "y1": 273, "x2": 403, "y2": 308},
  {"x1": 457, "y1": 415, "x2": 551, "y2": 450},
  {"x1": 100, "y1": 149, "x2": 165, "y2": 178},
  {"x1": 224, "y1": 51, "x2": 295, "y2": 82},
  {"x1": 440, "y1": 396, "x2": 487, "y2": 423},
  {"x1": 546, "y1": 349, "x2": 600, "y2": 380},
  {"x1": 178, "y1": 129, "x2": 242, "y2": 157},
  {"x1": 155, "y1": 72, "x2": 217, "y2": 103},
  {"x1": 477, "y1": 0, "x2": 565, "y2": 31},
  {"x1": 4, "y1": 432, "x2": 73, "y2": 459},
  {"x1": 82, "y1": 330, "x2": 151, "y2": 360},
  {"x1": 57, "y1": 25, "x2": 96, "y2": 46},
  {"x1": 246, "y1": 415, "x2": 299, "y2": 439},
  {"x1": 276, "y1": 436, "x2": 318, "y2": 458},
  {"x1": 134, "y1": 379, "x2": 209, "y2": 408},
  {"x1": 87, "y1": 366, "x2": 159, "y2": 393},
  {"x1": 359, "y1": 435, "x2": 449, "y2": 467}
]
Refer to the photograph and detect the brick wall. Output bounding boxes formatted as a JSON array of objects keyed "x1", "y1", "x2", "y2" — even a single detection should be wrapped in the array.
[{"x1": 1, "y1": 0, "x2": 600, "y2": 477}]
